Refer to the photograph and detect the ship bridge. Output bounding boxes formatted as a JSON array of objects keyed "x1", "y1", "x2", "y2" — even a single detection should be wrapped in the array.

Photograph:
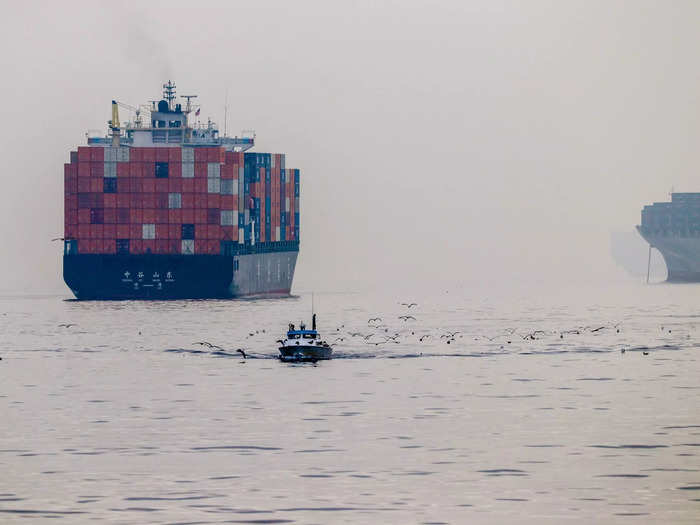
[{"x1": 87, "y1": 81, "x2": 255, "y2": 152}]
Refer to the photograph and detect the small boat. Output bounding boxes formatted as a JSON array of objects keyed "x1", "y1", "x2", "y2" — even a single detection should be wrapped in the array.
[{"x1": 279, "y1": 314, "x2": 333, "y2": 362}]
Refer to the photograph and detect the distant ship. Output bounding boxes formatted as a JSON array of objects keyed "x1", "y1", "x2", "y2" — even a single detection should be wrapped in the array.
[
  {"x1": 610, "y1": 231, "x2": 666, "y2": 280},
  {"x1": 637, "y1": 193, "x2": 700, "y2": 282},
  {"x1": 63, "y1": 81, "x2": 300, "y2": 299}
]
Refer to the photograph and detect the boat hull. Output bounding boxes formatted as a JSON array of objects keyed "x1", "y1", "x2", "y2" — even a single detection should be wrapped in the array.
[
  {"x1": 278, "y1": 345, "x2": 333, "y2": 362},
  {"x1": 63, "y1": 249, "x2": 298, "y2": 299}
]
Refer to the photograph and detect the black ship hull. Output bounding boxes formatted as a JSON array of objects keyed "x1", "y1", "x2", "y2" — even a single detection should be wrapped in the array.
[
  {"x1": 636, "y1": 228, "x2": 700, "y2": 282},
  {"x1": 63, "y1": 249, "x2": 298, "y2": 300},
  {"x1": 279, "y1": 345, "x2": 333, "y2": 362}
]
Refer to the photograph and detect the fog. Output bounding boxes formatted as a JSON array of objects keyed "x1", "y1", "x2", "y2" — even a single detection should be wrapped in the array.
[{"x1": 1, "y1": 0, "x2": 699, "y2": 294}]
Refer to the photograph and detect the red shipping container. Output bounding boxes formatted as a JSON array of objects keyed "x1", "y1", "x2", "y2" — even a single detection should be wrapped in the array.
[
  {"x1": 169, "y1": 162, "x2": 182, "y2": 179},
  {"x1": 142, "y1": 148, "x2": 156, "y2": 162},
  {"x1": 65, "y1": 209, "x2": 77, "y2": 225},
  {"x1": 117, "y1": 163, "x2": 129, "y2": 178},
  {"x1": 90, "y1": 163, "x2": 103, "y2": 178},
  {"x1": 78, "y1": 209, "x2": 91, "y2": 224},
  {"x1": 155, "y1": 209, "x2": 168, "y2": 223},
  {"x1": 168, "y1": 148, "x2": 181, "y2": 162},
  {"x1": 65, "y1": 224, "x2": 77, "y2": 239},
  {"x1": 129, "y1": 163, "x2": 143, "y2": 178},
  {"x1": 78, "y1": 224, "x2": 90, "y2": 238},
  {"x1": 142, "y1": 193, "x2": 155, "y2": 208},
  {"x1": 90, "y1": 147, "x2": 104, "y2": 162},
  {"x1": 207, "y1": 194, "x2": 221, "y2": 208},
  {"x1": 103, "y1": 224, "x2": 116, "y2": 239},
  {"x1": 77, "y1": 177, "x2": 90, "y2": 192},
  {"x1": 117, "y1": 208, "x2": 130, "y2": 224},
  {"x1": 208, "y1": 240, "x2": 220, "y2": 254},
  {"x1": 117, "y1": 224, "x2": 130, "y2": 238},
  {"x1": 130, "y1": 223, "x2": 141, "y2": 239},
  {"x1": 142, "y1": 209, "x2": 156, "y2": 223},
  {"x1": 77, "y1": 147, "x2": 91, "y2": 162},
  {"x1": 132, "y1": 178, "x2": 144, "y2": 193},
  {"x1": 155, "y1": 224, "x2": 168, "y2": 239},
  {"x1": 156, "y1": 193, "x2": 168, "y2": 209},
  {"x1": 208, "y1": 225, "x2": 221, "y2": 240},
  {"x1": 65, "y1": 194, "x2": 77, "y2": 210},
  {"x1": 168, "y1": 209, "x2": 182, "y2": 224},
  {"x1": 129, "y1": 147, "x2": 142, "y2": 162},
  {"x1": 194, "y1": 178, "x2": 207, "y2": 193},
  {"x1": 155, "y1": 148, "x2": 169, "y2": 162},
  {"x1": 116, "y1": 194, "x2": 129, "y2": 208},
  {"x1": 89, "y1": 178, "x2": 101, "y2": 193},
  {"x1": 221, "y1": 164, "x2": 234, "y2": 179},
  {"x1": 64, "y1": 174, "x2": 77, "y2": 193},
  {"x1": 155, "y1": 179, "x2": 168, "y2": 193},
  {"x1": 168, "y1": 239, "x2": 179, "y2": 253},
  {"x1": 182, "y1": 193, "x2": 194, "y2": 208},
  {"x1": 154, "y1": 239, "x2": 167, "y2": 254},
  {"x1": 194, "y1": 194, "x2": 207, "y2": 208},
  {"x1": 209, "y1": 147, "x2": 224, "y2": 163},
  {"x1": 194, "y1": 162, "x2": 207, "y2": 178},
  {"x1": 194, "y1": 148, "x2": 208, "y2": 162},
  {"x1": 104, "y1": 208, "x2": 116, "y2": 224},
  {"x1": 182, "y1": 178, "x2": 194, "y2": 193},
  {"x1": 195, "y1": 239, "x2": 207, "y2": 253},
  {"x1": 194, "y1": 209, "x2": 207, "y2": 224},
  {"x1": 130, "y1": 239, "x2": 143, "y2": 254},
  {"x1": 129, "y1": 208, "x2": 143, "y2": 224},
  {"x1": 117, "y1": 178, "x2": 130, "y2": 193},
  {"x1": 142, "y1": 162, "x2": 155, "y2": 178},
  {"x1": 182, "y1": 209, "x2": 194, "y2": 224},
  {"x1": 142, "y1": 240, "x2": 155, "y2": 253},
  {"x1": 221, "y1": 195, "x2": 235, "y2": 210},
  {"x1": 168, "y1": 224, "x2": 180, "y2": 239},
  {"x1": 168, "y1": 178, "x2": 182, "y2": 192},
  {"x1": 77, "y1": 162, "x2": 90, "y2": 178},
  {"x1": 90, "y1": 224, "x2": 103, "y2": 239},
  {"x1": 142, "y1": 178, "x2": 155, "y2": 193},
  {"x1": 129, "y1": 193, "x2": 141, "y2": 209},
  {"x1": 103, "y1": 239, "x2": 116, "y2": 254},
  {"x1": 207, "y1": 208, "x2": 219, "y2": 224}
]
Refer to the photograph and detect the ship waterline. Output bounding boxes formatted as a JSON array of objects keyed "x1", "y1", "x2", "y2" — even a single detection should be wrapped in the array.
[{"x1": 636, "y1": 228, "x2": 700, "y2": 282}]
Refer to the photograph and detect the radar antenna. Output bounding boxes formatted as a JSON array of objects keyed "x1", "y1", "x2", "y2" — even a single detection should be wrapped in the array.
[{"x1": 163, "y1": 80, "x2": 177, "y2": 110}]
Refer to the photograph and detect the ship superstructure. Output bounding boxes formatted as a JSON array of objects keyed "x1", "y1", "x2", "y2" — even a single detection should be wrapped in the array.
[
  {"x1": 63, "y1": 81, "x2": 300, "y2": 299},
  {"x1": 637, "y1": 193, "x2": 700, "y2": 282}
]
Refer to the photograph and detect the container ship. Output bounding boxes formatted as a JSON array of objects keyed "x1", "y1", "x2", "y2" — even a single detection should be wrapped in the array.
[
  {"x1": 63, "y1": 81, "x2": 300, "y2": 299},
  {"x1": 637, "y1": 193, "x2": 700, "y2": 282}
]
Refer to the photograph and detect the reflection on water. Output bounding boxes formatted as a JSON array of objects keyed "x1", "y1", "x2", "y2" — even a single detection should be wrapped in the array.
[{"x1": 0, "y1": 283, "x2": 699, "y2": 523}]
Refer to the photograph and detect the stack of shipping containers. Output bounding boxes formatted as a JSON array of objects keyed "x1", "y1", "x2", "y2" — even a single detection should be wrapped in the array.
[{"x1": 65, "y1": 146, "x2": 299, "y2": 256}]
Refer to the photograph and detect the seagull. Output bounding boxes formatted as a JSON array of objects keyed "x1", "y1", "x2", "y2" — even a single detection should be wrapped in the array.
[
  {"x1": 237, "y1": 349, "x2": 247, "y2": 359},
  {"x1": 194, "y1": 341, "x2": 224, "y2": 351},
  {"x1": 400, "y1": 302, "x2": 418, "y2": 308},
  {"x1": 50, "y1": 237, "x2": 65, "y2": 242},
  {"x1": 368, "y1": 317, "x2": 382, "y2": 324},
  {"x1": 398, "y1": 315, "x2": 416, "y2": 322},
  {"x1": 334, "y1": 337, "x2": 344, "y2": 343},
  {"x1": 363, "y1": 334, "x2": 375, "y2": 341},
  {"x1": 419, "y1": 335, "x2": 431, "y2": 342},
  {"x1": 58, "y1": 323, "x2": 76, "y2": 328},
  {"x1": 621, "y1": 348, "x2": 626, "y2": 354},
  {"x1": 642, "y1": 351, "x2": 649, "y2": 356}
]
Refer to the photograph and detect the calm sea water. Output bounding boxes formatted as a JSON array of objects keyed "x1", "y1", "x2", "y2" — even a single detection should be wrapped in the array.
[{"x1": 1, "y1": 282, "x2": 699, "y2": 524}]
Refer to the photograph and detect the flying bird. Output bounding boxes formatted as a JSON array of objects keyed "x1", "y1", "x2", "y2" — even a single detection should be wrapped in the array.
[
  {"x1": 398, "y1": 315, "x2": 416, "y2": 322},
  {"x1": 400, "y1": 302, "x2": 418, "y2": 308},
  {"x1": 50, "y1": 237, "x2": 65, "y2": 242},
  {"x1": 237, "y1": 349, "x2": 247, "y2": 359},
  {"x1": 58, "y1": 323, "x2": 76, "y2": 328},
  {"x1": 368, "y1": 317, "x2": 382, "y2": 324},
  {"x1": 194, "y1": 341, "x2": 224, "y2": 351}
]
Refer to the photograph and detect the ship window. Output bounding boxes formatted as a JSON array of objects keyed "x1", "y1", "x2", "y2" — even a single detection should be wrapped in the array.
[
  {"x1": 155, "y1": 162, "x2": 169, "y2": 178},
  {"x1": 116, "y1": 239, "x2": 130, "y2": 254},
  {"x1": 104, "y1": 178, "x2": 117, "y2": 193},
  {"x1": 181, "y1": 224, "x2": 195, "y2": 240}
]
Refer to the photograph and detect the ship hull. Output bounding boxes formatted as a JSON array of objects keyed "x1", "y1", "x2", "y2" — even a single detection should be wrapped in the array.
[
  {"x1": 63, "y1": 250, "x2": 298, "y2": 299},
  {"x1": 637, "y1": 228, "x2": 700, "y2": 282},
  {"x1": 279, "y1": 345, "x2": 333, "y2": 362}
]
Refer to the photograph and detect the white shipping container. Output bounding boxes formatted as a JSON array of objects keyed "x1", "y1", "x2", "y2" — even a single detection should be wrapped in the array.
[
  {"x1": 168, "y1": 193, "x2": 181, "y2": 209},
  {"x1": 104, "y1": 147, "x2": 117, "y2": 162},
  {"x1": 271, "y1": 155, "x2": 275, "y2": 169},
  {"x1": 275, "y1": 226, "x2": 280, "y2": 242},
  {"x1": 181, "y1": 239, "x2": 194, "y2": 254},
  {"x1": 207, "y1": 163, "x2": 220, "y2": 178},
  {"x1": 238, "y1": 228, "x2": 244, "y2": 243},
  {"x1": 182, "y1": 162, "x2": 194, "y2": 178},
  {"x1": 207, "y1": 178, "x2": 221, "y2": 193},
  {"x1": 104, "y1": 162, "x2": 117, "y2": 178},
  {"x1": 142, "y1": 224, "x2": 155, "y2": 240},
  {"x1": 117, "y1": 147, "x2": 129, "y2": 162},
  {"x1": 182, "y1": 147, "x2": 194, "y2": 162},
  {"x1": 232, "y1": 179, "x2": 238, "y2": 195},
  {"x1": 285, "y1": 197, "x2": 290, "y2": 213},
  {"x1": 220, "y1": 210, "x2": 234, "y2": 226}
]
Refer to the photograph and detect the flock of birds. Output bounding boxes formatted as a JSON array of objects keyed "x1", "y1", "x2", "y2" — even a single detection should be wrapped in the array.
[{"x1": 38, "y1": 303, "x2": 688, "y2": 362}]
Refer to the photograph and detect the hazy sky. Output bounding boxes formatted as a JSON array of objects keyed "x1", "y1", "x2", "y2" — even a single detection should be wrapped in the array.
[{"x1": 1, "y1": 1, "x2": 699, "y2": 294}]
